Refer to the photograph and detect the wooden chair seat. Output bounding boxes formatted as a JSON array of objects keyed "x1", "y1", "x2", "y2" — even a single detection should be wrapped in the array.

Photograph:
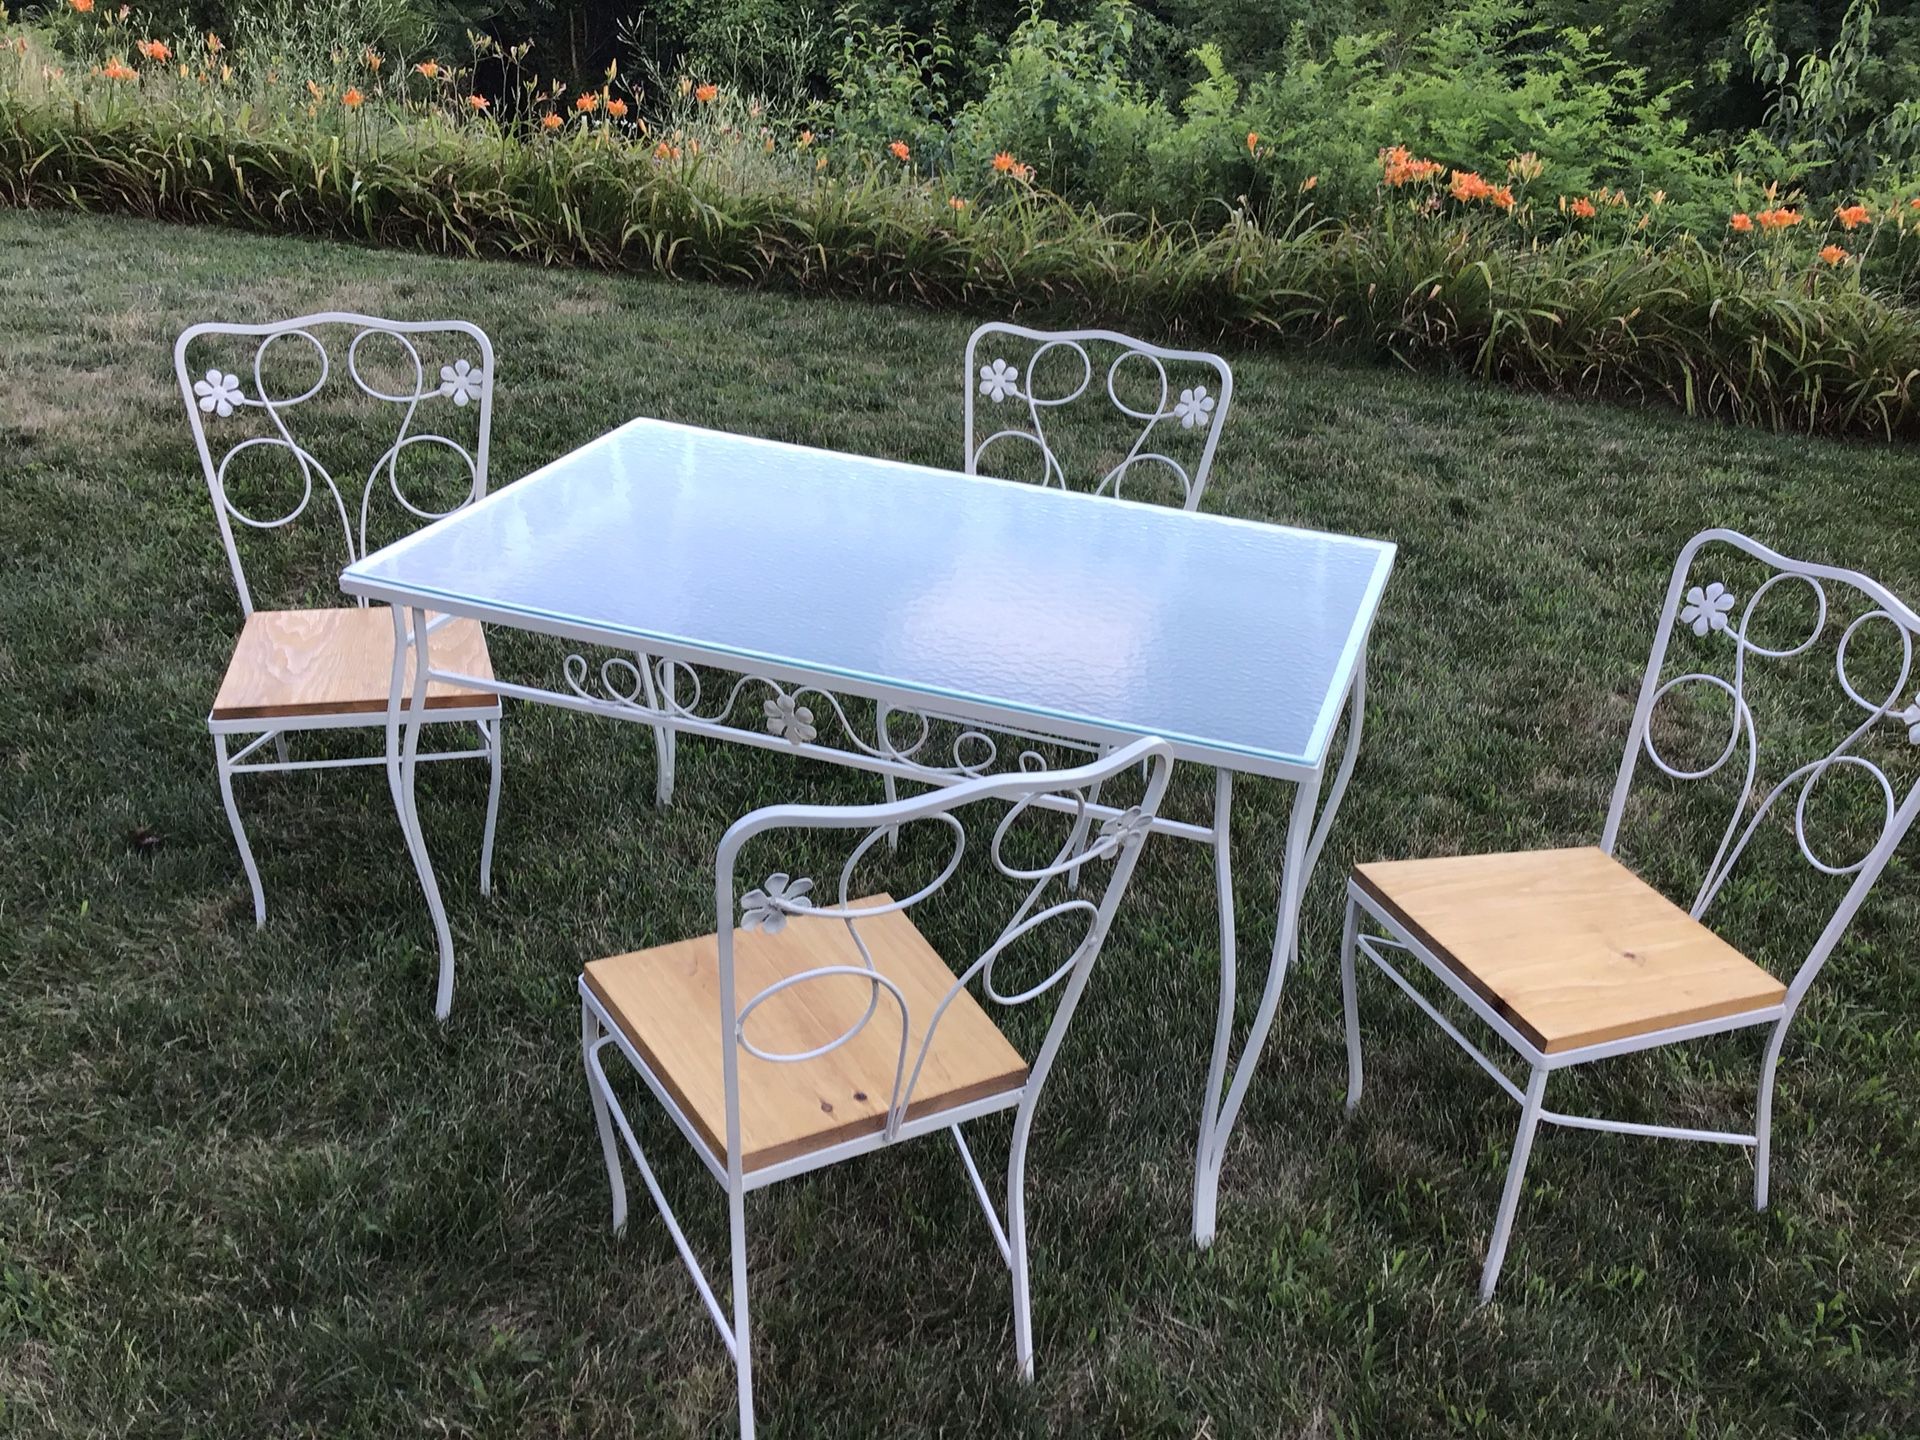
[
  {"x1": 1351, "y1": 847, "x2": 1787, "y2": 1054},
  {"x1": 210, "y1": 607, "x2": 496, "y2": 722},
  {"x1": 584, "y1": 895, "x2": 1030, "y2": 1173}
]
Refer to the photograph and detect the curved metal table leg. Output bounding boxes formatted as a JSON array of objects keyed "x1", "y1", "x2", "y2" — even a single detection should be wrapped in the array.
[
  {"x1": 1191, "y1": 653, "x2": 1367, "y2": 1245},
  {"x1": 385, "y1": 605, "x2": 458, "y2": 1020}
]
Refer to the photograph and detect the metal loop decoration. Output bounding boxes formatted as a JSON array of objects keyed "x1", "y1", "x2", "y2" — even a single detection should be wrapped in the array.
[
  {"x1": 964, "y1": 324, "x2": 1234, "y2": 511},
  {"x1": 560, "y1": 652, "x2": 1049, "y2": 783},
  {"x1": 176, "y1": 313, "x2": 493, "y2": 616},
  {"x1": 725, "y1": 757, "x2": 1160, "y2": 1144},
  {"x1": 1635, "y1": 547, "x2": 1915, "y2": 918}
]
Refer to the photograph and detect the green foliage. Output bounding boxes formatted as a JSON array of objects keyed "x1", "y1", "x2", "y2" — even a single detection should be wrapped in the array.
[
  {"x1": 3, "y1": 62, "x2": 1918, "y2": 442},
  {"x1": 1741, "y1": 0, "x2": 1920, "y2": 197}
]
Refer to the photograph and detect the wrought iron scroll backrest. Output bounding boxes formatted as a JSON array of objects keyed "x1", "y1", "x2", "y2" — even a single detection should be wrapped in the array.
[
  {"x1": 1602, "y1": 528, "x2": 1920, "y2": 1006},
  {"x1": 713, "y1": 738, "x2": 1174, "y2": 1172},
  {"x1": 963, "y1": 323, "x2": 1233, "y2": 511},
  {"x1": 175, "y1": 312, "x2": 495, "y2": 616}
]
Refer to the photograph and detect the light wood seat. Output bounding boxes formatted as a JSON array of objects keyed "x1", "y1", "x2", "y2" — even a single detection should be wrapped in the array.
[
  {"x1": 1351, "y1": 846, "x2": 1787, "y2": 1054},
  {"x1": 584, "y1": 894, "x2": 1030, "y2": 1173},
  {"x1": 210, "y1": 607, "x2": 496, "y2": 722}
]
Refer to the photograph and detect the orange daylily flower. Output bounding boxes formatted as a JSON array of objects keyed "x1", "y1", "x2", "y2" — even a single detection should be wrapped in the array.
[
  {"x1": 1379, "y1": 145, "x2": 1444, "y2": 187},
  {"x1": 364, "y1": 49, "x2": 383, "y2": 73},
  {"x1": 1489, "y1": 184, "x2": 1515, "y2": 212},
  {"x1": 466, "y1": 93, "x2": 489, "y2": 110},
  {"x1": 342, "y1": 87, "x2": 364, "y2": 108},
  {"x1": 1449, "y1": 170, "x2": 1493, "y2": 203},
  {"x1": 1755, "y1": 206, "x2": 1801, "y2": 231},
  {"x1": 1820, "y1": 244, "x2": 1849, "y2": 266},
  {"x1": 1569, "y1": 196, "x2": 1597, "y2": 219},
  {"x1": 949, "y1": 196, "x2": 968, "y2": 210},
  {"x1": 1301, "y1": 174, "x2": 1318, "y2": 191},
  {"x1": 574, "y1": 91, "x2": 598, "y2": 112},
  {"x1": 1834, "y1": 203, "x2": 1871, "y2": 230},
  {"x1": 653, "y1": 140, "x2": 681, "y2": 160},
  {"x1": 70, "y1": 0, "x2": 94, "y2": 13},
  {"x1": 993, "y1": 151, "x2": 1017, "y2": 173},
  {"x1": 889, "y1": 139, "x2": 910, "y2": 161},
  {"x1": 414, "y1": 60, "x2": 440, "y2": 79},
  {"x1": 541, "y1": 112, "x2": 563, "y2": 131},
  {"x1": 1246, "y1": 131, "x2": 1259, "y2": 153},
  {"x1": 606, "y1": 97, "x2": 628, "y2": 119},
  {"x1": 1729, "y1": 212, "x2": 1754, "y2": 232},
  {"x1": 100, "y1": 57, "x2": 136, "y2": 80},
  {"x1": 695, "y1": 82, "x2": 718, "y2": 103},
  {"x1": 136, "y1": 40, "x2": 172, "y2": 63}
]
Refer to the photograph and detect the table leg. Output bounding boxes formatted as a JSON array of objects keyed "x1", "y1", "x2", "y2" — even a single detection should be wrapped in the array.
[
  {"x1": 386, "y1": 604, "x2": 458, "y2": 1020},
  {"x1": 1191, "y1": 653, "x2": 1368, "y2": 1244}
]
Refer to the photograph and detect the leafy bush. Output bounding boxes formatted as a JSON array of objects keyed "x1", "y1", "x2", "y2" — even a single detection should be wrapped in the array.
[{"x1": 4, "y1": 25, "x2": 1918, "y2": 443}]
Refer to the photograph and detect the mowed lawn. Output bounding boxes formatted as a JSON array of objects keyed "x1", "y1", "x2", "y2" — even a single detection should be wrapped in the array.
[{"x1": 2, "y1": 208, "x2": 1918, "y2": 1439}]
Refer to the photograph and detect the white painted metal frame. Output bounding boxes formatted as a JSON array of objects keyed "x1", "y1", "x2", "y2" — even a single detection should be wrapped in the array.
[
  {"x1": 579, "y1": 738, "x2": 1172, "y2": 1439},
  {"x1": 178, "y1": 313, "x2": 506, "y2": 928},
  {"x1": 963, "y1": 323, "x2": 1234, "y2": 511},
  {"x1": 1341, "y1": 528, "x2": 1920, "y2": 1299}
]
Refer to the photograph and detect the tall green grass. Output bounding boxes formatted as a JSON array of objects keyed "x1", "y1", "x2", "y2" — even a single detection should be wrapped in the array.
[{"x1": 2, "y1": 78, "x2": 1916, "y2": 439}]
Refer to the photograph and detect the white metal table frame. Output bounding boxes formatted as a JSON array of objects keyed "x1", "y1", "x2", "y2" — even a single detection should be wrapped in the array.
[{"x1": 343, "y1": 419, "x2": 1392, "y2": 1247}]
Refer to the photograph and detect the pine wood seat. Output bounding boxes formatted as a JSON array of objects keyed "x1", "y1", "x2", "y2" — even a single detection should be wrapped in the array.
[
  {"x1": 210, "y1": 607, "x2": 496, "y2": 722},
  {"x1": 584, "y1": 895, "x2": 1031, "y2": 1173},
  {"x1": 1351, "y1": 846, "x2": 1787, "y2": 1055}
]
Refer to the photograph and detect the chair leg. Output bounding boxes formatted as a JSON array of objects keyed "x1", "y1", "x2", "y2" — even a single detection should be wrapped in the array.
[
  {"x1": 479, "y1": 716, "x2": 504, "y2": 897},
  {"x1": 581, "y1": 1001, "x2": 628, "y2": 1232},
  {"x1": 213, "y1": 733, "x2": 267, "y2": 928},
  {"x1": 1340, "y1": 896, "x2": 1363, "y2": 1116},
  {"x1": 1481, "y1": 1066, "x2": 1548, "y2": 1302},
  {"x1": 1007, "y1": 1106, "x2": 1036, "y2": 1381},
  {"x1": 729, "y1": 1184, "x2": 756, "y2": 1440},
  {"x1": 1754, "y1": 1018, "x2": 1790, "y2": 1213}
]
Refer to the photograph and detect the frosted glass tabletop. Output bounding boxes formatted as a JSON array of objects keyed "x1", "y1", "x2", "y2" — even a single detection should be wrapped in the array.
[{"x1": 342, "y1": 418, "x2": 1394, "y2": 776}]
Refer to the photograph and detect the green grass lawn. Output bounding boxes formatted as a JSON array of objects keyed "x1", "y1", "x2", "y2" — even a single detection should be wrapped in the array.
[{"x1": 2, "y1": 208, "x2": 1918, "y2": 1439}]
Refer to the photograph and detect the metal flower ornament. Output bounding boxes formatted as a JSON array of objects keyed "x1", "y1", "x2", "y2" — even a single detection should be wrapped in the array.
[
  {"x1": 1173, "y1": 385, "x2": 1216, "y2": 429},
  {"x1": 1678, "y1": 581, "x2": 1737, "y2": 636},
  {"x1": 1096, "y1": 805, "x2": 1155, "y2": 852},
  {"x1": 739, "y1": 873, "x2": 815, "y2": 934},
  {"x1": 978, "y1": 357, "x2": 1020, "y2": 403},
  {"x1": 763, "y1": 693, "x2": 818, "y2": 744},
  {"x1": 193, "y1": 369, "x2": 244, "y2": 417},
  {"x1": 438, "y1": 358, "x2": 486, "y2": 406}
]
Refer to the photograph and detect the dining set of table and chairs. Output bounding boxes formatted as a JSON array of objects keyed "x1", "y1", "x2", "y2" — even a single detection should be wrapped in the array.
[{"x1": 175, "y1": 311, "x2": 1920, "y2": 1437}]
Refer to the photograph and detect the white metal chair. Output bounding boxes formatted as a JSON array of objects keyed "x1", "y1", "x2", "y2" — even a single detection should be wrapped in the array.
[
  {"x1": 1341, "y1": 528, "x2": 1920, "y2": 1299},
  {"x1": 176, "y1": 313, "x2": 505, "y2": 928},
  {"x1": 963, "y1": 323, "x2": 1234, "y2": 511},
  {"x1": 580, "y1": 737, "x2": 1173, "y2": 1438}
]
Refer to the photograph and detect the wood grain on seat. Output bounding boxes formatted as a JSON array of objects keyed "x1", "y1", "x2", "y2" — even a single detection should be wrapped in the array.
[
  {"x1": 584, "y1": 895, "x2": 1030, "y2": 1173},
  {"x1": 210, "y1": 607, "x2": 495, "y2": 721},
  {"x1": 1351, "y1": 846, "x2": 1786, "y2": 1054}
]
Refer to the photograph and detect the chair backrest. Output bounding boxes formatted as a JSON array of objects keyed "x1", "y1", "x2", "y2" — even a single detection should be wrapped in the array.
[
  {"x1": 712, "y1": 736, "x2": 1174, "y2": 1180},
  {"x1": 963, "y1": 324, "x2": 1233, "y2": 510},
  {"x1": 174, "y1": 312, "x2": 496, "y2": 616},
  {"x1": 1602, "y1": 528, "x2": 1920, "y2": 1011}
]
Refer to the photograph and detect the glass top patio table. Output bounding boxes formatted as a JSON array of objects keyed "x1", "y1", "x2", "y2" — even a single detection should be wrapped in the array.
[{"x1": 341, "y1": 417, "x2": 1394, "y2": 779}]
